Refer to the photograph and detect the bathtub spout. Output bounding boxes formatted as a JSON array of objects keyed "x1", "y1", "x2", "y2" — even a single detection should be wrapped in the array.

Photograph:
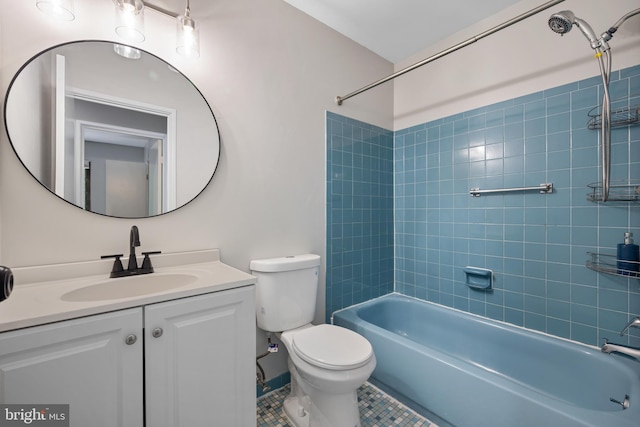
[{"x1": 601, "y1": 339, "x2": 640, "y2": 361}]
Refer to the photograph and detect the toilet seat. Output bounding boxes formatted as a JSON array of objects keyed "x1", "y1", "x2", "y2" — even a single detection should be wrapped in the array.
[{"x1": 291, "y1": 324, "x2": 373, "y2": 371}]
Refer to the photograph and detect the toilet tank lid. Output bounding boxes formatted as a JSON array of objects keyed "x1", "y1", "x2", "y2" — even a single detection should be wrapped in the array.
[{"x1": 250, "y1": 254, "x2": 320, "y2": 272}]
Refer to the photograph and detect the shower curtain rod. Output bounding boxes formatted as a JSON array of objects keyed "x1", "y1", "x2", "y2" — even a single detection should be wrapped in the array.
[{"x1": 335, "y1": 0, "x2": 565, "y2": 105}]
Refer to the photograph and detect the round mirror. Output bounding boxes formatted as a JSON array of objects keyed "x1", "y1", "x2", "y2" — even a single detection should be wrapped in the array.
[{"x1": 4, "y1": 40, "x2": 220, "y2": 218}]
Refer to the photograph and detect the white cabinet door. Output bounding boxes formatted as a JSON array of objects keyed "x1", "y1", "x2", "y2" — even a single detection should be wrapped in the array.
[
  {"x1": 145, "y1": 286, "x2": 256, "y2": 427},
  {"x1": 0, "y1": 308, "x2": 143, "y2": 427}
]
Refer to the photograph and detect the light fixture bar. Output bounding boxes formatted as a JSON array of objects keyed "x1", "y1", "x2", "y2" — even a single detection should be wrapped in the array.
[
  {"x1": 111, "y1": 1, "x2": 201, "y2": 59},
  {"x1": 144, "y1": 2, "x2": 178, "y2": 18}
]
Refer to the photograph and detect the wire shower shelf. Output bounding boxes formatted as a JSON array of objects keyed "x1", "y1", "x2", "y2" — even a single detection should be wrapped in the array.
[
  {"x1": 587, "y1": 104, "x2": 640, "y2": 129},
  {"x1": 587, "y1": 252, "x2": 640, "y2": 279},
  {"x1": 587, "y1": 180, "x2": 640, "y2": 202}
]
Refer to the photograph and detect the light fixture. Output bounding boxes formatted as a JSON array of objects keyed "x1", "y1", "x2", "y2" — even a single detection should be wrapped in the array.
[
  {"x1": 176, "y1": 0, "x2": 200, "y2": 58},
  {"x1": 36, "y1": 0, "x2": 75, "y2": 21},
  {"x1": 113, "y1": 0, "x2": 145, "y2": 43},
  {"x1": 113, "y1": 44, "x2": 142, "y2": 59}
]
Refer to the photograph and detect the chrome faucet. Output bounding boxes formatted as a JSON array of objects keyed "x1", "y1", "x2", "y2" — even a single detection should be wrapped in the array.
[
  {"x1": 601, "y1": 339, "x2": 640, "y2": 361},
  {"x1": 620, "y1": 316, "x2": 640, "y2": 336},
  {"x1": 600, "y1": 316, "x2": 640, "y2": 361}
]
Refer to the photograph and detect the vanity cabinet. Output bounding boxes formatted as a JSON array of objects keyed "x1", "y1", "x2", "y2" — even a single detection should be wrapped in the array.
[
  {"x1": 0, "y1": 285, "x2": 255, "y2": 427},
  {"x1": 0, "y1": 308, "x2": 144, "y2": 426},
  {"x1": 145, "y1": 285, "x2": 255, "y2": 426}
]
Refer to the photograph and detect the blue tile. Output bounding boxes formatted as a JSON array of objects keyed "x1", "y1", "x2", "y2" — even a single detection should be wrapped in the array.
[
  {"x1": 599, "y1": 289, "x2": 628, "y2": 312},
  {"x1": 525, "y1": 99, "x2": 546, "y2": 120},
  {"x1": 547, "y1": 280, "x2": 570, "y2": 302},
  {"x1": 525, "y1": 117, "x2": 546, "y2": 138},
  {"x1": 330, "y1": 65, "x2": 640, "y2": 349},
  {"x1": 505, "y1": 122, "x2": 524, "y2": 141},
  {"x1": 505, "y1": 104, "x2": 524, "y2": 123},
  {"x1": 547, "y1": 131, "x2": 571, "y2": 152},
  {"x1": 546, "y1": 93, "x2": 571, "y2": 115},
  {"x1": 505, "y1": 308, "x2": 524, "y2": 326},
  {"x1": 571, "y1": 285, "x2": 598, "y2": 307},
  {"x1": 609, "y1": 79, "x2": 629, "y2": 101},
  {"x1": 544, "y1": 81, "x2": 579, "y2": 97},
  {"x1": 547, "y1": 317, "x2": 571, "y2": 339},
  {"x1": 524, "y1": 312, "x2": 546, "y2": 332},
  {"x1": 547, "y1": 112, "x2": 571, "y2": 134},
  {"x1": 572, "y1": 323, "x2": 598, "y2": 346},
  {"x1": 572, "y1": 303, "x2": 597, "y2": 327},
  {"x1": 572, "y1": 86, "x2": 599, "y2": 109}
]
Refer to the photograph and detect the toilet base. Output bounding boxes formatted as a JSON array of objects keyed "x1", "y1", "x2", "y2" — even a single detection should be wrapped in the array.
[
  {"x1": 282, "y1": 395, "x2": 309, "y2": 427},
  {"x1": 281, "y1": 382, "x2": 361, "y2": 427}
]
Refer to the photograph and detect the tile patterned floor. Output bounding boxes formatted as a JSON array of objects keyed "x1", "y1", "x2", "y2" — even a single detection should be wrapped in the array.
[{"x1": 257, "y1": 382, "x2": 436, "y2": 427}]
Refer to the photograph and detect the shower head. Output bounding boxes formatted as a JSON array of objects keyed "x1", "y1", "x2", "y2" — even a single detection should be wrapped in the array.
[
  {"x1": 548, "y1": 10, "x2": 600, "y2": 48},
  {"x1": 548, "y1": 10, "x2": 575, "y2": 34}
]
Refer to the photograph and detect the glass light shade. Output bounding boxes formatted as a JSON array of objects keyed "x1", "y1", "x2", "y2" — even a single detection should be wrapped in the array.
[
  {"x1": 36, "y1": 0, "x2": 75, "y2": 21},
  {"x1": 113, "y1": 44, "x2": 142, "y2": 60},
  {"x1": 113, "y1": 0, "x2": 143, "y2": 14},
  {"x1": 176, "y1": 15, "x2": 200, "y2": 58},
  {"x1": 114, "y1": 0, "x2": 145, "y2": 43}
]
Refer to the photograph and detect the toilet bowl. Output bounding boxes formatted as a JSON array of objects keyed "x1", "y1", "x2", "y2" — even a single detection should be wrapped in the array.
[
  {"x1": 250, "y1": 254, "x2": 376, "y2": 427},
  {"x1": 278, "y1": 324, "x2": 376, "y2": 427}
]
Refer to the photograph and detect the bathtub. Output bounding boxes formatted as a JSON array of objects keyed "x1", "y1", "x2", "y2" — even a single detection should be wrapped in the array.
[{"x1": 333, "y1": 293, "x2": 640, "y2": 427}]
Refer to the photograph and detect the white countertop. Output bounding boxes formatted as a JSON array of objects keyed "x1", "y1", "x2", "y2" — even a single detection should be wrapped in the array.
[{"x1": 0, "y1": 249, "x2": 256, "y2": 333}]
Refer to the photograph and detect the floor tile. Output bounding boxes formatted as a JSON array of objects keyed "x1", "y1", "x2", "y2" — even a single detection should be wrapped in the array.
[{"x1": 257, "y1": 381, "x2": 436, "y2": 427}]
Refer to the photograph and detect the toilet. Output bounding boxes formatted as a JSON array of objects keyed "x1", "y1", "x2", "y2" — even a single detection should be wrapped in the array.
[{"x1": 251, "y1": 254, "x2": 376, "y2": 427}]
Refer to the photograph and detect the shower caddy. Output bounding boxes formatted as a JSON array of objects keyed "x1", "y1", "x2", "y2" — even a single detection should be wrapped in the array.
[
  {"x1": 571, "y1": 6, "x2": 640, "y2": 203},
  {"x1": 585, "y1": 99, "x2": 640, "y2": 202},
  {"x1": 585, "y1": 94, "x2": 640, "y2": 277},
  {"x1": 546, "y1": 7, "x2": 640, "y2": 277},
  {"x1": 585, "y1": 96, "x2": 640, "y2": 277}
]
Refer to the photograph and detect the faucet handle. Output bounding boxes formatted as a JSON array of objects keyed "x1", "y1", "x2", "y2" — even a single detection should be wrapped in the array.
[
  {"x1": 620, "y1": 316, "x2": 640, "y2": 336},
  {"x1": 140, "y1": 251, "x2": 162, "y2": 273},
  {"x1": 101, "y1": 254, "x2": 124, "y2": 278}
]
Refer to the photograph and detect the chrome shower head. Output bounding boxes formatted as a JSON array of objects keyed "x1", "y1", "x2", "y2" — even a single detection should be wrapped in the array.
[
  {"x1": 548, "y1": 10, "x2": 599, "y2": 47},
  {"x1": 548, "y1": 10, "x2": 575, "y2": 34}
]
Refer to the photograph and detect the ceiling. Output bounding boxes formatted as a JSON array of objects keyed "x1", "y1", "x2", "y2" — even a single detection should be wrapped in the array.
[
  {"x1": 282, "y1": 0, "x2": 526, "y2": 63},
  {"x1": 147, "y1": 0, "x2": 526, "y2": 63}
]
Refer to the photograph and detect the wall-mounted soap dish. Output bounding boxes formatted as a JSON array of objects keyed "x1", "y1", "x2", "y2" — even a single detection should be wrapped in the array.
[{"x1": 464, "y1": 267, "x2": 493, "y2": 290}]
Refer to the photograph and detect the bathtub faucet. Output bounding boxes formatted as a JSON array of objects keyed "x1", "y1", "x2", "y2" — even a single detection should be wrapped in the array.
[
  {"x1": 601, "y1": 339, "x2": 640, "y2": 361},
  {"x1": 620, "y1": 316, "x2": 640, "y2": 336}
]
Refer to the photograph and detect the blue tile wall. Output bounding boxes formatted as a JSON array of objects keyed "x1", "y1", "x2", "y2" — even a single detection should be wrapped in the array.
[
  {"x1": 326, "y1": 65, "x2": 640, "y2": 348},
  {"x1": 326, "y1": 112, "x2": 395, "y2": 320},
  {"x1": 395, "y1": 64, "x2": 640, "y2": 347}
]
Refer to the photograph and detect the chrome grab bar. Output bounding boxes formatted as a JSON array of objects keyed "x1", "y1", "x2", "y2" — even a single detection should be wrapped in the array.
[{"x1": 470, "y1": 183, "x2": 553, "y2": 197}]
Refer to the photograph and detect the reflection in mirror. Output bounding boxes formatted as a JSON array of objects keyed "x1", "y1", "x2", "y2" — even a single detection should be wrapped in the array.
[{"x1": 4, "y1": 41, "x2": 220, "y2": 218}]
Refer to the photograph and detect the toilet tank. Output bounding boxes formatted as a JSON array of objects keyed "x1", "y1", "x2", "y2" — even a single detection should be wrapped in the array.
[{"x1": 250, "y1": 254, "x2": 321, "y2": 332}]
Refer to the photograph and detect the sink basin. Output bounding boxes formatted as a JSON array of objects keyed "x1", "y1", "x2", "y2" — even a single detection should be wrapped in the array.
[{"x1": 61, "y1": 273, "x2": 198, "y2": 302}]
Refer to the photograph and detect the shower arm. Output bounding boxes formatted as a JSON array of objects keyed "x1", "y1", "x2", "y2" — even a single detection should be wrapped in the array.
[
  {"x1": 603, "y1": 8, "x2": 640, "y2": 42},
  {"x1": 335, "y1": 0, "x2": 566, "y2": 105}
]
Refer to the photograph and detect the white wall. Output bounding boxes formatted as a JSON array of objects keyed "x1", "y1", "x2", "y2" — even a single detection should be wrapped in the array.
[
  {"x1": 0, "y1": 0, "x2": 392, "y2": 380},
  {"x1": 394, "y1": 0, "x2": 640, "y2": 130}
]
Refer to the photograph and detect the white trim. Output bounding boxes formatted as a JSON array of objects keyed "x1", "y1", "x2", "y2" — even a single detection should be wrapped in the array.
[
  {"x1": 54, "y1": 54, "x2": 66, "y2": 198},
  {"x1": 75, "y1": 120, "x2": 168, "y2": 212},
  {"x1": 65, "y1": 88, "x2": 177, "y2": 212}
]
